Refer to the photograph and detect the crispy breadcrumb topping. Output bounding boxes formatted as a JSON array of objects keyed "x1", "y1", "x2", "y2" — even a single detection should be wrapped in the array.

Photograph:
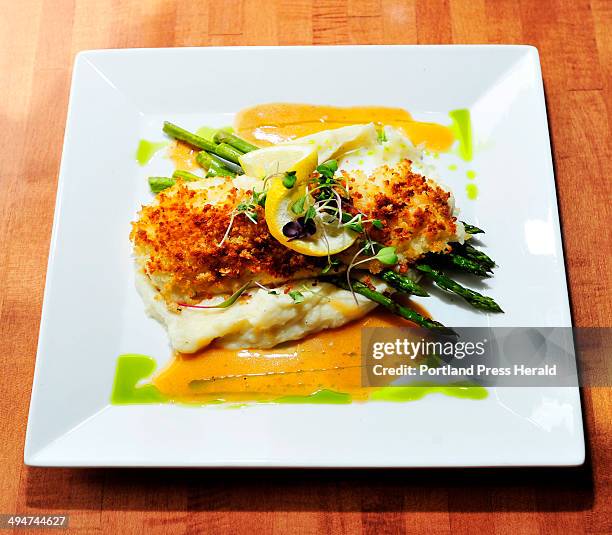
[
  {"x1": 131, "y1": 160, "x2": 459, "y2": 305},
  {"x1": 131, "y1": 180, "x2": 322, "y2": 304},
  {"x1": 343, "y1": 159, "x2": 458, "y2": 268}
]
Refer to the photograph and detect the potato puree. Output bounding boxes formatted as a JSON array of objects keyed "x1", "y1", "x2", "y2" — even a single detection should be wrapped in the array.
[{"x1": 136, "y1": 269, "x2": 380, "y2": 353}]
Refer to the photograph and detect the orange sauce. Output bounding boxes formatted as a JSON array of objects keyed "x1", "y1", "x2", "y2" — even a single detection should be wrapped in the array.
[
  {"x1": 168, "y1": 140, "x2": 199, "y2": 170},
  {"x1": 234, "y1": 103, "x2": 455, "y2": 152},
  {"x1": 153, "y1": 305, "x2": 430, "y2": 403}
]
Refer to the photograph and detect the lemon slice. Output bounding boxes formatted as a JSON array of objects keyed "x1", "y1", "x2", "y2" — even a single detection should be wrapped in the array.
[
  {"x1": 285, "y1": 123, "x2": 378, "y2": 164},
  {"x1": 265, "y1": 176, "x2": 358, "y2": 257},
  {"x1": 240, "y1": 141, "x2": 358, "y2": 256},
  {"x1": 238, "y1": 144, "x2": 318, "y2": 181}
]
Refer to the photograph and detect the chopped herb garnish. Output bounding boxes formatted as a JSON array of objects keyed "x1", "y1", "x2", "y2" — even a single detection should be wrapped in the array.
[
  {"x1": 254, "y1": 281, "x2": 281, "y2": 295},
  {"x1": 282, "y1": 170, "x2": 297, "y2": 189},
  {"x1": 377, "y1": 129, "x2": 387, "y2": 143},
  {"x1": 372, "y1": 219, "x2": 384, "y2": 230},
  {"x1": 288, "y1": 290, "x2": 304, "y2": 303}
]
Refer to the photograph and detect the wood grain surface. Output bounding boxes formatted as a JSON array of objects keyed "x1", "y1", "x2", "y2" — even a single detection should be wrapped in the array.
[{"x1": 1, "y1": 0, "x2": 611, "y2": 533}]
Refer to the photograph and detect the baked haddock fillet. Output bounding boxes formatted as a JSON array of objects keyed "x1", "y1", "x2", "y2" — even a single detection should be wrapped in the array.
[{"x1": 130, "y1": 159, "x2": 464, "y2": 307}]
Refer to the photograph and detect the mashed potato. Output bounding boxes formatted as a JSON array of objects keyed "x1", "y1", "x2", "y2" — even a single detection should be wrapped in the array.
[{"x1": 136, "y1": 269, "x2": 379, "y2": 353}]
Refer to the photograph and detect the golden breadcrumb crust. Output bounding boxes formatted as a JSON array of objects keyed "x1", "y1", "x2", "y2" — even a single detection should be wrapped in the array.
[
  {"x1": 130, "y1": 180, "x2": 322, "y2": 304},
  {"x1": 343, "y1": 159, "x2": 458, "y2": 271},
  {"x1": 131, "y1": 160, "x2": 459, "y2": 305}
]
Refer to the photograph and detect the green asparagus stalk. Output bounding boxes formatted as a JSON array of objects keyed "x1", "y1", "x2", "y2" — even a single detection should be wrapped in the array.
[
  {"x1": 462, "y1": 222, "x2": 484, "y2": 234},
  {"x1": 326, "y1": 277, "x2": 455, "y2": 334},
  {"x1": 415, "y1": 264, "x2": 503, "y2": 312},
  {"x1": 148, "y1": 177, "x2": 175, "y2": 193},
  {"x1": 213, "y1": 130, "x2": 260, "y2": 153},
  {"x1": 380, "y1": 270, "x2": 429, "y2": 297},
  {"x1": 172, "y1": 170, "x2": 202, "y2": 182},
  {"x1": 164, "y1": 121, "x2": 244, "y2": 167},
  {"x1": 208, "y1": 153, "x2": 243, "y2": 175},
  {"x1": 434, "y1": 253, "x2": 491, "y2": 277},
  {"x1": 459, "y1": 243, "x2": 495, "y2": 269},
  {"x1": 195, "y1": 151, "x2": 213, "y2": 168},
  {"x1": 150, "y1": 170, "x2": 201, "y2": 193},
  {"x1": 163, "y1": 121, "x2": 217, "y2": 152},
  {"x1": 214, "y1": 142, "x2": 244, "y2": 165},
  {"x1": 196, "y1": 151, "x2": 236, "y2": 177}
]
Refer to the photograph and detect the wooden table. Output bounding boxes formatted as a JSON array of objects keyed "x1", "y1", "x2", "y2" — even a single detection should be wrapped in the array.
[{"x1": 1, "y1": 1, "x2": 610, "y2": 533}]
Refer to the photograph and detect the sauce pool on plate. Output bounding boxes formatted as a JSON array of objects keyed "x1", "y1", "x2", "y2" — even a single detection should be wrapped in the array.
[
  {"x1": 154, "y1": 308, "x2": 415, "y2": 403},
  {"x1": 235, "y1": 103, "x2": 455, "y2": 152}
]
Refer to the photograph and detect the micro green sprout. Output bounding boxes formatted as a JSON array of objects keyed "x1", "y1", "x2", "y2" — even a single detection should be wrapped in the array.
[
  {"x1": 345, "y1": 242, "x2": 398, "y2": 302},
  {"x1": 282, "y1": 170, "x2": 297, "y2": 189}
]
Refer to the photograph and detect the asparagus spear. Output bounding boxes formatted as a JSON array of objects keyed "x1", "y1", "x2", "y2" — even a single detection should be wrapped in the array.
[
  {"x1": 431, "y1": 253, "x2": 491, "y2": 277},
  {"x1": 450, "y1": 253, "x2": 490, "y2": 276},
  {"x1": 196, "y1": 151, "x2": 236, "y2": 177},
  {"x1": 195, "y1": 151, "x2": 212, "y2": 169},
  {"x1": 172, "y1": 170, "x2": 202, "y2": 181},
  {"x1": 149, "y1": 170, "x2": 202, "y2": 193},
  {"x1": 457, "y1": 242, "x2": 495, "y2": 269},
  {"x1": 326, "y1": 277, "x2": 455, "y2": 334},
  {"x1": 163, "y1": 122, "x2": 244, "y2": 166},
  {"x1": 208, "y1": 152, "x2": 243, "y2": 175},
  {"x1": 415, "y1": 264, "x2": 503, "y2": 312},
  {"x1": 380, "y1": 270, "x2": 429, "y2": 297},
  {"x1": 215, "y1": 143, "x2": 244, "y2": 165},
  {"x1": 163, "y1": 121, "x2": 217, "y2": 152},
  {"x1": 214, "y1": 130, "x2": 260, "y2": 153},
  {"x1": 462, "y1": 222, "x2": 484, "y2": 234},
  {"x1": 148, "y1": 177, "x2": 175, "y2": 193}
]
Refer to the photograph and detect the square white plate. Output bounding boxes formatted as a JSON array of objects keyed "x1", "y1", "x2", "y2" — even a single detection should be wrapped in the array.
[{"x1": 25, "y1": 46, "x2": 584, "y2": 467}]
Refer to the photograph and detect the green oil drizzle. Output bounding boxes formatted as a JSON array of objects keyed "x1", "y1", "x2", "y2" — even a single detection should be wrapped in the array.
[
  {"x1": 226, "y1": 403, "x2": 250, "y2": 409},
  {"x1": 466, "y1": 170, "x2": 477, "y2": 180},
  {"x1": 110, "y1": 357, "x2": 488, "y2": 406},
  {"x1": 448, "y1": 164, "x2": 457, "y2": 171},
  {"x1": 196, "y1": 125, "x2": 234, "y2": 141},
  {"x1": 449, "y1": 109, "x2": 473, "y2": 162},
  {"x1": 135, "y1": 140, "x2": 168, "y2": 166},
  {"x1": 370, "y1": 382, "x2": 488, "y2": 402},
  {"x1": 111, "y1": 354, "x2": 166, "y2": 404},
  {"x1": 195, "y1": 126, "x2": 217, "y2": 141},
  {"x1": 466, "y1": 183, "x2": 479, "y2": 200},
  {"x1": 274, "y1": 389, "x2": 352, "y2": 404}
]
